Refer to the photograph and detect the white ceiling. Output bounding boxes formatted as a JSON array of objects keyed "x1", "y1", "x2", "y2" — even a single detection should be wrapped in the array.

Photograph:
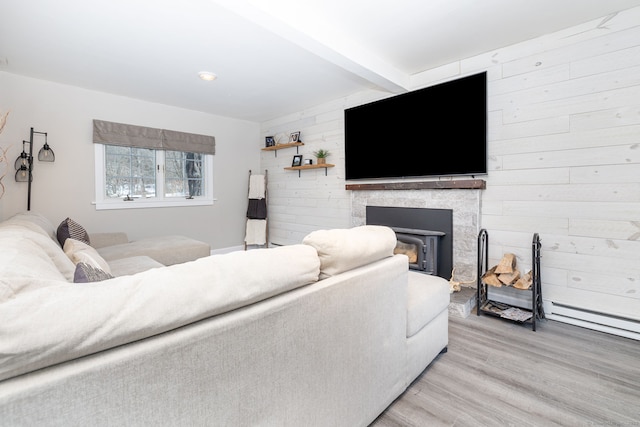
[{"x1": 2, "y1": 0, "x2": 640, "y2": 122}]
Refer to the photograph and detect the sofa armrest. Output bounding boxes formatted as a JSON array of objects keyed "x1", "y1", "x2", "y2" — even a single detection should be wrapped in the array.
[{"x1": 89, "y1": 232, "x2": 129, "y2": 249}]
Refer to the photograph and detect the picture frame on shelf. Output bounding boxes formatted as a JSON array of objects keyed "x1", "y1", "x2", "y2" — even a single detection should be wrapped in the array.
[
  {"x1": 289, "y1": 131, "x2": 301, "y2": 143},
  {"x1": 292, "y1": 154, "x2": 303, "y2": 167},
  {"x1": 265, "y1": 136, "x2": 275, "y2": 147}
]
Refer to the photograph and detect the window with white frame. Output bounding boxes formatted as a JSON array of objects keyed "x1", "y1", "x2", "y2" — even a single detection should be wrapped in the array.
[{"x1": 93, "y1": 120, "x2": 215, "y2": 210}]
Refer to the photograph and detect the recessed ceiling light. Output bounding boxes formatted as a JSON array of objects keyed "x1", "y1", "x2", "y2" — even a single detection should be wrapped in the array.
[{"x1": 198, "y1": 71, "x2": 217, "y2": 81}]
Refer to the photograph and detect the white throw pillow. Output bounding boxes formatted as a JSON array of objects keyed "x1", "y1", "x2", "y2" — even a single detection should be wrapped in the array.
[
  {"x1": 63, "y1": 238, "x2": 112, "y2": 274},
  {"x1": 302, "y1": 225, "x2": 397, "y2": 279},
  {"x1": 0, "y1": 234, "x2": 69, "y2": 302},
  {"x1": 0, "y1": 222, "x2": 77, "y2": 281},
  {"x1": 4, "y1": 211, "x2": 58, "y2": 241}
]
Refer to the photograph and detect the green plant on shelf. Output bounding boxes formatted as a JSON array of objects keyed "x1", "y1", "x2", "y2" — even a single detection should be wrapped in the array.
[{"x1": 312, "y1": 149, "x2": 330, "y2": 158}]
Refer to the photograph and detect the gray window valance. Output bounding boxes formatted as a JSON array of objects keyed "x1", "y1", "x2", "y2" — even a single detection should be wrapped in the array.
[{"x1": 93, "y1": 119, "x2": 215, "y2": 155}]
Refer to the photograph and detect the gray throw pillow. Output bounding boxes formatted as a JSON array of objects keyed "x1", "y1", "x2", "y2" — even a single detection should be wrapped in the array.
[
  {"x1": 57, "y1": 217, "x2": 91, "y2": 247},
  {"x1": 73, "y1": 262, "x2": 114, "y2": 283}
]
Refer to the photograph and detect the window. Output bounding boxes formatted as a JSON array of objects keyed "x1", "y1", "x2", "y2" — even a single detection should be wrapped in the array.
[
  {"x1": 105, "y1": 145, "x2": 156, "y2": 199},
  {"x1": 164, "y1": 150, "x2": 204, "y2": 198},
  {"x1": 93, "y1": 120, "x2": 215, "y2": 210}
]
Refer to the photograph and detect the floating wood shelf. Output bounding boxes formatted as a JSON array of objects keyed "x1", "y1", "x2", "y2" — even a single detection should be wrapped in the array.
[
  {"x1": 345, "y1": 179, "x2": 486, "y2": 191},
  {"x1": 261, "y1": 142, "x2": 304, "y2": 157},
  {"x1": 284, "y1": 163, "x2": 335, "y2": 177}
]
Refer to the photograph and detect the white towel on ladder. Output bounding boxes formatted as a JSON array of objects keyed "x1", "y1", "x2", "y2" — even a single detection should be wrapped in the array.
[
  {"x1": 249, "y1": 174, "x2": 265, "y2": 199},
  {"x1": 245, "y1": 219, "x2": 266, "y2": 245}
]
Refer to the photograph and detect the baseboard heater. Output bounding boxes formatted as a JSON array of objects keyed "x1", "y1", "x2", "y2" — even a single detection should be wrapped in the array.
[{"x1": 545, "y1": 301, "x2": 640, "y2": 341}]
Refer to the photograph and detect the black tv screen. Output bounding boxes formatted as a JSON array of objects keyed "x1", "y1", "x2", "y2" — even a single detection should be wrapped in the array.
[{"x1": 344, "y1": 72, "x2": 487, "y2": 180}]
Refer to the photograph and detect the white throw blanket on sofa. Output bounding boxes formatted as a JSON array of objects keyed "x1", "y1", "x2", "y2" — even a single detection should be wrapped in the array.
[{"x1": 0, "y1": 244, "x2": 320, "y2": 381}]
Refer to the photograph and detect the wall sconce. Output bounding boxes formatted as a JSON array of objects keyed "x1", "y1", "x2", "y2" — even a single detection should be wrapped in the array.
[{"x1": 14, "y1": 127, "x2": 55, "y2": 210}]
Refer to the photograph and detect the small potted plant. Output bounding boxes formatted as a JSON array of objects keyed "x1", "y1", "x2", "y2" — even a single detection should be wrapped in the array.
[{"x1": 313, "y1": 149, "x2": 330, "y2": 165}]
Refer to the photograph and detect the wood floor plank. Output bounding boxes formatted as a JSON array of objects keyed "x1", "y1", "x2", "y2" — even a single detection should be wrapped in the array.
[
  {"x1": 447, "y1": 323, "x2": 640, "y2": 422},
  {"x1": 370, "y1": 313, "x2": 640, "y2": 426}
]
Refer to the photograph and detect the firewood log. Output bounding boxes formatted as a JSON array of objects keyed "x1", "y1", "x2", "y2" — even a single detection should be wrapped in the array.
[
  {"x1": 498, "y1": 269, "x2": 520, "y2": 285},
  {"x1": 482, "y1": 266, "x2": 503, "y2": 287},
  {"x1": 495, "y1": 253, "x2": 516, "y2": 274},
  {"x1": 513, "y1": 270, "x2": 533, "y2": 290}
]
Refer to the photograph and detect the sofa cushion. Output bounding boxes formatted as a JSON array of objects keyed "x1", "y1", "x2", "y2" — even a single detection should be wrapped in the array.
[
  {"x1": 88, "y1": 232, "x2": 129, "y2": 249},
  {"x1": 108, "y1": 256, "x2": 164, "y2": 276},
  {"x1": 64, "y1": 238, "x2": 112, "y2": 274},
  {"x1": 302, "y1": 225, "x2": 397, "y2": 279},
  {"x1": 74, "y1": 262, "x2": 115, "y2": 283},
  {"x1": 97, "y1": 235, "x2": 210, "y2": 266},
  {"x1": 57, "y1": 217, "x2": 91, "y2": 246},
  {"x1": 406, "y1": 271, "x2": 450, "y2": 337}
]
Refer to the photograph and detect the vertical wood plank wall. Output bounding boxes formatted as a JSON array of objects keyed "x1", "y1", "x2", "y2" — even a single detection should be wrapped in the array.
[{"x1": 260, "y1": 7, "x2": 640, "y2": 323}]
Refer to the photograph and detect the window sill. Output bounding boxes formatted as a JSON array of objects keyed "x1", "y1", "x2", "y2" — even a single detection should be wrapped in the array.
[{"x1": 93, "y1": 198, "x2": 216, "y2": 210}]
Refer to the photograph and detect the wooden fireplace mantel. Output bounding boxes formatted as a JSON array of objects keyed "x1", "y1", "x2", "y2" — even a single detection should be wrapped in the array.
[{"x1": 345, "y1": 179, "x2": 486, "y2": 191}]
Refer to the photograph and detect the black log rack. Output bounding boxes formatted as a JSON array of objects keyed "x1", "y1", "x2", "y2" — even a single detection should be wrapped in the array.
[{"x1": 476, "y1": 229, "x2": 545, "y2": 331}]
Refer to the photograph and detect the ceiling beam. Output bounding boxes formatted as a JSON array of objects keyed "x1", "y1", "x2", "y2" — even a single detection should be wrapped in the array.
[{"x1": 212, "y1": 0, "x2": 409, "y2": 93}]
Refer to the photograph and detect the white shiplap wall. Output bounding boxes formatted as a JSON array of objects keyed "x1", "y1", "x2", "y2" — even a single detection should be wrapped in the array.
[
  {"x1": 259, "y1": 99, "x2": 355, "y2": 245},
  {"x1": 261, "y1": 7, "x2": 640, "y2": 325},
  {"x1": 480, "y1": 9, "x2": 640, "y2": 326}
]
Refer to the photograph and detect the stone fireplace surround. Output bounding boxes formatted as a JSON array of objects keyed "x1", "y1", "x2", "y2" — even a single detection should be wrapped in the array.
[{"x1": 350, "y1": 186, "x2": 482, "y2": 283}]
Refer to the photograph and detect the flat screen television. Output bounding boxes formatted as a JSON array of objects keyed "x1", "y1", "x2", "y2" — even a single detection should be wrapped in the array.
[{"x1": 344, "y1": 72, "x2": 487, "y2": 180}]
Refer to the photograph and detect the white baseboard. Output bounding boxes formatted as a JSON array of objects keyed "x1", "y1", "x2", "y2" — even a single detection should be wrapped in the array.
[
  {"x1": 210, "y1": 245, "x2": 244, "y2": 255},
  {"x1": 210, "y1": 244, "x2": 272, "y2": 255},
  {"x1": 545, "y1": 301, "x2": 640, "y2": 341}
]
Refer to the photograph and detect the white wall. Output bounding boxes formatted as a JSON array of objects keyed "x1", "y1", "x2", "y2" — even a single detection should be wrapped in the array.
[
  {"x1": 0, "y1": 72, "x2": 260, "y2": 250},
  {"x1": 261, "y1": 7, "x2": 640, "y2": 322}
]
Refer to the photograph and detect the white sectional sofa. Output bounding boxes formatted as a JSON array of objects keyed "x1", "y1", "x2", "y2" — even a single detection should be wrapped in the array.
[{"x1": 0, "y1": 212, "x2": 449, "y2": 426}]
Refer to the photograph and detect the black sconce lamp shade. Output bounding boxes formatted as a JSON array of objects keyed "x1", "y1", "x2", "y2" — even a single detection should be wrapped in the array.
[
  {"x1": 14, "y1": 146, "x2": 29, "y2": 170},
  {"x1": 38, "y1": 142, "x2": 55, "y2": 162},
  {"x1": 15, "y1": 165, "x2": 31, "y2": 182}
]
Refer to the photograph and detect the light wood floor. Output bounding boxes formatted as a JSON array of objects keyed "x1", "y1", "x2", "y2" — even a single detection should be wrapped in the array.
[{"x1": 371, "y1": 312, "x2": 640, "y2": 427}]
